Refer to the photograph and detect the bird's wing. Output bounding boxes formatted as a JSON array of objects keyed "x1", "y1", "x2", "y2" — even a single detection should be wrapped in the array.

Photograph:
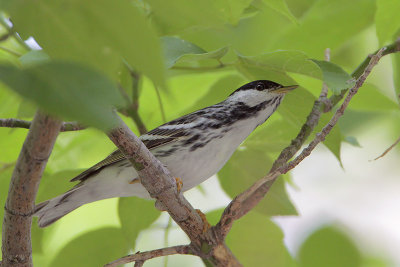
[{"x1": 69, "y1": 114, "x2": 200, "y2": 183}]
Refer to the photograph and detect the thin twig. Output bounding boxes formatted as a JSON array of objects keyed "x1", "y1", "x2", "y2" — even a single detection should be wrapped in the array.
[
  {"x1": 154, "y1": 84, "x2": 166, "y2": 123},
  {"x1": 117, "y1": 63, "x2": 148, "y2": 134},
  {"x1": 373, "y1": 135, "x2": 400, "y2": 160},
  {"x1": 215, "y1": 47, "x2": 387, "y2": 239},
  {"x1": 0, "y1": 45, "x2": 22, "y2": 57},
  {"x1": 0, "y1": 118, "x2": 85, "y2": 131},
  {"x1": 285, "y1": 48, "x2": 386, "y2": 171},
  {"x1": 320, "y1": 48, "x2": 330, "y2": 99},
  {"x1": 104, "y1": 245, "x2": 190, "y2": 267},
  {"x1": 327, "y1": 38, "x2": 400, "y2": 111},
  {"x1": 0, "y1": 17, "x2": 31, "y2": 51}
]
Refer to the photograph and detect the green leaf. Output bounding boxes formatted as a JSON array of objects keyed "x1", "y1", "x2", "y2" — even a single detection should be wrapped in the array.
[
  {"x1": 162, "y1": 36, "x2": 206, "y2": 68},
  {"x1": 314, "y1": 112, "x2": 342, "y2": 164},
  {"x1": 161, "y1": 37, "x2": 229, "y2": 68},
  {"x1": 311, "y1": 60, "x2": 355, "y2": 94},
  {"x1": 237, "y1": 63, "x2": 295, "y2": 86},
  {"x1": 270, "y1": 0, "x2": 375, "y2": 58},
  {"x1": 178, "y1": 47, "x2": 229, "y2": 64},
  {"x1": 375, "y1": 0, "x2": 400, "y2": 45},
  {"x1": 19, "y1": 50, "x2": 50, "y2": 67},
  {"x1": 238, "y1": 50, "x2": 322, "y2": 79},
  {"x1": 213, "y1": 0, "x2": 253, "y2": 25},
  {"x1": 179, "y1": 5, "x2": 293, "y2": 56},
  {"x1": 6, "y1": 0, "x2": 165, "y2": 86},
  {"x1": 146, "y1": 0, "x2": 226, "y2": 34},
  {"x1": 226, "y1": 211, "x2": 296, "y2": 266},
  {"x1": 246, "y1": 119, "x2": 298, "y2": 153},
  {"x1": 218, "y1": 148, "x2": 297, "y2": 216},
  {"x1": 50, "y1": 227, "x2": 129, "y2": 267},
  {"x1": 183, "y1": 74, "x2": 246, "y2": 113},
  {"x1": 36, "y1": 170, "x2": 83, "y2": 203},
  {"x1": 118, "y1": 197, "x2": 161, "y2": 248},
  {"x1": 277, "y1": 87, "x2": 316, "y2": 128},
  {"x1": 344, "y1": 136, "x2": 361, "y2": 147},
  {"x1": 262, "y1": 0, "x2": 298, "y2": 24},
  {"x1": 0, "y1": 62, "x2": 124, "y2": 130},
  {"x1": 298, "y1": 226, "x2": 362, "y2": 267}
]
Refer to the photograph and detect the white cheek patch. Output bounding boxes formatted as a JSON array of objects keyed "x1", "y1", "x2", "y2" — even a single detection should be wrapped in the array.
[{"x1": 228, "y1": 89, "x2": 272, "y2": 106}]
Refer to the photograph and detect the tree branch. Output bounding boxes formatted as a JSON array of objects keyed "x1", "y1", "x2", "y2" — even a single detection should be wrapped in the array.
[
  {"x1": 106, "y1": 117, "x2": 241, "y2": 266},
  {"x1": 104, "y1": 245, "x2": 191, "y2": 267},
  {"x1": 0, "y1": 118, "x2": 84, "y2": 131},
  {"x1": 1, "y1": 111, "x2": 61, "y2": 267},
  {"x1": 373, "y1": 135, "x2": 400, "y2": 160},
  {"x1": 215, "y1": 47, "x2": 387, "y2": 239},
  {"x1": 327, "y1": 38, "x2": 400, "y2": 111}
]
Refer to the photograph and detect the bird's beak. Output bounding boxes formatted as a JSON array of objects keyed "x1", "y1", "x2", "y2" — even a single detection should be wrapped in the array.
[{"x1": 271, "y1": 85, "x2": 298, "y2": 94}]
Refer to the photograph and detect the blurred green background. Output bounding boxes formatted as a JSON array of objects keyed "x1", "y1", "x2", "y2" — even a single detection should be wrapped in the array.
[{"x1": 0, "y1": 0, "x2": 399, "y2": 266}]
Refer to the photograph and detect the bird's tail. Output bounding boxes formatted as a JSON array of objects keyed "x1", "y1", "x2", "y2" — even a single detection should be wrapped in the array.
[{"x1": 34, "y1": 186, "x2": 83, "y2": 228}]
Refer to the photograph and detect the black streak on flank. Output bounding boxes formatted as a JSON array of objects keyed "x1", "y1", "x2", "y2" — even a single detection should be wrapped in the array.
[{"x1": 183, "y1": 134, "x2": 201, "y2": 145}]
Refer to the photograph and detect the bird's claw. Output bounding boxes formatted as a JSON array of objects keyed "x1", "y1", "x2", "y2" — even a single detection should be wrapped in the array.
[
  {"x1": 196, "y1": 209, "x2": 211, "y2": 233},
  {"x1": 175, "y1": 177, "x2": 183, "y2": 193},
  {"x1": 129, "y1": 178, "x2": 139, "y2": 184}
]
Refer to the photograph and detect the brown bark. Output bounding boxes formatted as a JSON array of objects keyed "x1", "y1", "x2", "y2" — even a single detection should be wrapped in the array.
[
  {"x1": 1, "y1": 112, "x2": 61, "y2": 267},
  {"x1": 107, "y1": 119, "x2": 241, "y2": 266}
]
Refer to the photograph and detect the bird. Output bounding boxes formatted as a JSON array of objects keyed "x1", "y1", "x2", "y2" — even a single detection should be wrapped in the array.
[{"x1": 34, "y1": 80, "x2": 297, "y2": 227}]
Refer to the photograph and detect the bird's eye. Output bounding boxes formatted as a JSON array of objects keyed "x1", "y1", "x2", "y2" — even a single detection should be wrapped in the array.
[{"x1": 256, "y1": 83, "x2": 265, "y2": 91}]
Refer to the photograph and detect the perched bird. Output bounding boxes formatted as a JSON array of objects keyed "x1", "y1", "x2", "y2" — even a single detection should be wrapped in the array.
[{"x1": 34, "y1": 80, "x2": 297, "y2": 227}]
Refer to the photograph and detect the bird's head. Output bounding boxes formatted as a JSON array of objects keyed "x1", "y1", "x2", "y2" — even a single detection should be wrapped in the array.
[{"x1": 227, "y1": 80, "x2": 298, "y2": 107}]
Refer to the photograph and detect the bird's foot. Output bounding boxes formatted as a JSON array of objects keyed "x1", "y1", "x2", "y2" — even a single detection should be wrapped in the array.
[
  {"x1": 196, "y1": 209, "x2": 211, "y2": 233},
  {"x1": 129, "y1": 178, "x2": 139, "y2": 184},
  {"x1": 175, "y1": 177, "x2": 183, "y2": 193}
]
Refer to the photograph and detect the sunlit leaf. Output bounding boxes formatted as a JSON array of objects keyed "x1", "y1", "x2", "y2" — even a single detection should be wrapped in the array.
[
  {"x1": 218, "y1": 148, "x2": 297, "y2": 216},
  {"x1": 246, "y1": 119, "x2": 298, "y2": 153},
  {"x1": 298, "y1": 226, "x2": 362, "y2": 267},
  {"x1": 375, "y1": 0, "x2": 400, "y2": 45},
  {"x1": 36, "y1": 170, "x2": 83, "y2": 203},
  {"x1": 262, "y1": 0, "x2": 298, "y2": 24},
  {"x1": 0, "y1": 62, "x2": 124, "y2": 130},
  {"x1": 311, "y1": 60, "x2": 355, "y2": 94},
  {"x1": 238, "y1": 51, "x2": 322, "y2": 79},
  {"x1": 161, "y1": 37, "x2": 229, "y2": 69},
  {"x1": 277, "y1": 87, "x2": 315, "y2": 128},
  {"x1": 214, "y1": 0, "x2": 253, "y2": 25},
  {"x1": 178, "y1": 47, "x2": 229, "y2": 64},
  {"x1": 162, "y1": 37, "x2": 205, "y2": 68},
  {"x1": 183, "y1": 74, "x2": 246, "y2": 113},
  {"x1": 5, "y1": 0, "x2": 165, "y2": 85},
  {"x1": 146, "y1": 0, "x2": 225, "y2": 34},
  {"x1": 118, "y1": 197, "x2": 161, "y2": 248},
  {"x1": 50, "y1": 227, "x2": 129, "y2": 267},
  {"x1": 180, "y1": 6, "x2": 293, "y2": 56},
  {"x1": 271, "y1": 0, "x2": 375, "y2": 58}
]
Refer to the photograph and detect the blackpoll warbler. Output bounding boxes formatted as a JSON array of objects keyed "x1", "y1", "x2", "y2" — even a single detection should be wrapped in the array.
[{"x1": 35, "y1": 80, "x2": 297, "y2": 227}]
